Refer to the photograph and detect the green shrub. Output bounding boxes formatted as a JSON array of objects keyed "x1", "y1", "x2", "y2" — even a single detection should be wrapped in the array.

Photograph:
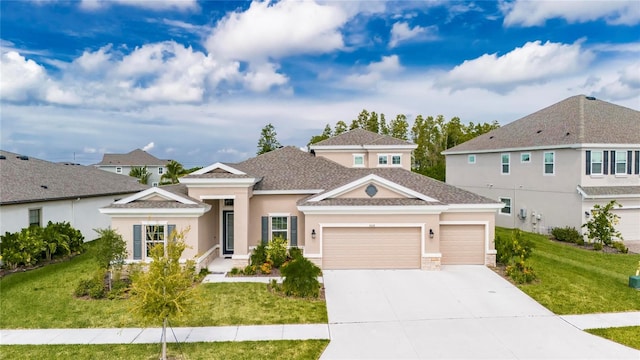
[
  {"x1": 266, "y1": 236, "x2": 288, "y2": 268},
  {"x1": 593, "y1": 242, "x2": 603, "y2": 251},
  {"x1": 228, "y1": 267, "x2": 241, "y2": 276},
  {"x1": 46, "y1": 221, "x2": 84, "y2": 254},
  {"x1": 495, "y1": 229, "x2": 536, "y2": 284},
  {"x1": 288, "y1": 247, "x2": 303, "y2": 260},
  {"x1": 506, "y1": 261, "x2": 537, "y2": 284},
  {"x1": 0, "y1": 227, "x2": 45, "y2": 269},
  {"x1": 249, "y1": 243, "x2": 268, "y2": 267},
  {"x1": 551, "y1": 227, "x2": 583, "y2": 245},
  {"x1": 260, "y1": 262, "x2": 272, "y2": 275},
  {"x1": 611, "y1": 241, "x2": 628, "y2": 254},
  {"x1": 243, "y1": 264, "x2": 257, "y2": 275},
  {"x1": 75, "y1": 269, "x2": 107, "y2": 299},
  {"x1": 94, "y1": 228, "x2": 127, "y2": 270},
  {"x1": 280, "y1": 256, "x2": 322, "y2": 298}
]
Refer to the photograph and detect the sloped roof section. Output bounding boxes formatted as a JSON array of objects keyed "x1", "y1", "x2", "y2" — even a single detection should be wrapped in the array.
[
  {"x1": 311, "y1": 128, "x2": 415, "y2": 147},
  {"x1": 577, "y1": 185, "x2": 640, "y2": 197},
  {"x1": 1, "y1": 150, "x2": 149, "y2": 205},
  {"x1": 95, "y1": 149, "x2": 170, "y2": 166},
  {"x1": 444, "y1": 95, "x2": 640, "y2": 154},
  {"x1": 101, "y1": 185, "x2": 209, "y2": 211}
]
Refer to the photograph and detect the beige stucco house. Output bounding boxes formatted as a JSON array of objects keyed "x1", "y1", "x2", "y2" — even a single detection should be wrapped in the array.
[
  {"x1": 95, "y1": 149, "x2": 170, "y2": 186},
  {"x1": 443, "y1": 95, "x2": 640, "y2": 242},
  {"x1": 100, "y1": 129, "x2": 502, "y2": 270}
]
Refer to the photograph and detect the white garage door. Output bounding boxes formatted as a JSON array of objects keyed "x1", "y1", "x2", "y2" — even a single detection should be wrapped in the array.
[
  {"x1": 613, "y1": 208, "x2": 640, "y2": 241},
  {"x1": 440, "y1": 225, "x2": 485, "y2": 265},
  {"x1": 322, "y1": 227, "x2": 421, "y2": 269}
]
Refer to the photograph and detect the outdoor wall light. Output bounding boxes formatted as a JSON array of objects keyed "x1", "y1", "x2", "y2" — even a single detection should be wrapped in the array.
[
  {"x1": 429, "y1": 228, "x2": 435, "y2": 238},
  {"x1": 311, "y1": 229, "x2": 316, "y2": 239}
]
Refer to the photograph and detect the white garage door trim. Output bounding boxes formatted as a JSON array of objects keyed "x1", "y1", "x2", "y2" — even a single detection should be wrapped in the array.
[
  {"x1": 438, "y1": 221, "x2": 493, "y2": 255},
  {"x1": 612, "y1": 208, "x2": 640, "y2": 241},
  {"x1": 314, "y1": 223, "x2": 426, "y2": 257}
]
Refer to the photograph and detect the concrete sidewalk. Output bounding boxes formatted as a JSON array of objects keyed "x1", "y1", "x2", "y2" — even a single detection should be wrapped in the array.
[
  {"x1": 561, "y1": 311, "x2": 640, "y2": 330},
  {"x1": 0, "y1": 324, "x2": 330, "y2": 345}
]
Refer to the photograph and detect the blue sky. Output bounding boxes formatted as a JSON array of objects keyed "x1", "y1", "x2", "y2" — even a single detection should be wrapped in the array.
[{"x1": 1, "y1": 0, "x2": 639, "y2": 167}]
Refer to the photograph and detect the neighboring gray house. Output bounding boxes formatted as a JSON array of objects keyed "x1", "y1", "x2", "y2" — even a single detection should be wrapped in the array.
[
  {"x1": 443, "y1": 95, "x2": 640, "y2": 242},
  {"x1": 95, "y1": 149, "x2": 170, "y2": 186},
  {"x1": 0, "y1": 150, "x2": 148, "y2": 240}
]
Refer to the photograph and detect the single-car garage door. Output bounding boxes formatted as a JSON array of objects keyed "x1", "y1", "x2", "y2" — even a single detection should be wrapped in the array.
[
  {"x1": 322, "y1": 227, "x2": 421, "y2": 269},
  {"x1": 440, "y1": 225, "x2": 485, "y2": 265},
  {"x1": 613, "y1": 209, "x2": 640, "y2": 241}
]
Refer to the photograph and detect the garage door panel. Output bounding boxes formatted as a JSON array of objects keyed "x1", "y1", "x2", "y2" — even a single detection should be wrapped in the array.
[
  {"x1": 440, "y1": 225, "x2": 484, "y2": 265},
  {"x1": 612, "y1": 209, "x2": 640, "y2": 241},
  {"x1": 323, "y1": 227, "x2": 420, "y2": 269}
]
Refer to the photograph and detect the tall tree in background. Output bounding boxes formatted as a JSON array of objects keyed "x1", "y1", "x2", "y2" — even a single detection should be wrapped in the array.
[
  {"x1": 308, "y1": 124, "x2": 332, "y2": 147},
  {"x1": 129, "y1": 166, "x2": 151, "y2": 185},
  {"x1": 257, "y1": 123, "x2": 281, "y2": 155},
  {"x1": 161, "y1": 160, "x2": 187, "y2": 185},
  {"x1": 334, "y1": 120, "x2": 348, "y2": 135},
  {"x1": 390, "y1": 114, "x2": 409, "y2": 140}
]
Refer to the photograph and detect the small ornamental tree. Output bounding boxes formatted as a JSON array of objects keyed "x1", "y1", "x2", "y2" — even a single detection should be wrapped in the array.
[
  {"x1": 129, "y1": 227, "x2": 197, "y2": 360},
  {"x1": 582, "y1": 200, "x2": 623, "y2": 247}
]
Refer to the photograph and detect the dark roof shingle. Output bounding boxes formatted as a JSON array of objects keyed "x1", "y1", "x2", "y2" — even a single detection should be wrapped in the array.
[
  {"x1": 95, "y1": 149, "x2": 170, "y2": 166},
  {"x1": 311, "y1": 128, "x2": 415, "y2": 147}
]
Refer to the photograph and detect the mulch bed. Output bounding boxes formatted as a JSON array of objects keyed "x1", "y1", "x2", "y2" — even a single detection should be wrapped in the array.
[{"x1": 547, "y1": 237, "x2": 629, "y2": 254}]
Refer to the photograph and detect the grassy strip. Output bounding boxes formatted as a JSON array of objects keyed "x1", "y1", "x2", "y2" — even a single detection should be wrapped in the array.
[
  {"x1": 496, "y1": 228, "x2": 640, "y2": 314},
  {"x1": 586, "y1": 327, "x2": 640, "y2": 350},
  {"x1": 0, "y1": 242, "x2": 327, "y2": 329},
  {"x1": 0, "y1": 340, "x2": 329, "y2": 360}
]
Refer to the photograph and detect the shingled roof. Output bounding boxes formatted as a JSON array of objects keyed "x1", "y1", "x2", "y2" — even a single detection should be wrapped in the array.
[
  {"x1": 311, "y1": 128, "x2": 416, "y2": 147},
  {"x1": 443, "y1": 95, "x2": 640, "y2": 154},
  {"x1": 1, "y1": 150, "x2": 149, "y2": 205},
  {"x1": 95, "y1": 149, "x2": 170, "y2": 166}
]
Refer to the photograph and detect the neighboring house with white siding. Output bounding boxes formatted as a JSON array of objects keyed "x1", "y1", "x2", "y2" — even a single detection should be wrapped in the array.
[
  {"x1": 0, "y1": 150, "x2": 148, "y2": 240},
  {"x1": 95, "y1": 149, "x2": 170, "y2": 186},
  {"x1": 443, "y1": 95, "x2": 640, "y2": 242}
]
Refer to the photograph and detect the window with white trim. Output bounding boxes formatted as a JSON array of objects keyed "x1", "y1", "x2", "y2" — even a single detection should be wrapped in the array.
[
  {"x1": 391, "y1": 155, "x2": 401, "y2": 165},
  {"x1": 116, "y1": 167, "x2": 122, "y2": 174},
  {"x1": 158, "y1": 167, "x2": 164, "y2": 175},
  {"x1": 499, "y1": 197, "x2": 511, "y2": 215},
  {"x1": 353, "y1": 154, "x2": 364, "y2": 167},
  {"x1": 145, "y1": 224, "x2": 165, "y2": 257},
  {"x1": 28, "y1": 208, "x2": 42, "y2": 227},
  {"x1": 152, "y1": 182, "x2": 158, "y2": 187},
  {"x1": 378, "y1": 154, "x2": 388, "y2": 165},
  {"x1": 590, "y1": 151, "x2": 603, "y2": 175},
  {"x1": 544, "y1": 151, "x2": 555, "y2": 175},
  {"x1": 271, "y1": 216, "x2": 288, "y2": 240},
  {"x1": 468, "y1": 154, "x2": 476, "y2": 164},
  {"x1": 501, "y1": 154, "x2": 510, "y2": 174},
  {"x1": 520, "y1": 153, "x2": 531, "y2": 163},
  {"x1": 615, "y1": 150, "x2": 627, "y2": 174}
]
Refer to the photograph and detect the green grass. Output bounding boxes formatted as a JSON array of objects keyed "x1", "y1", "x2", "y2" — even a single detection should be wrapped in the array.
[
  {"x1": 496, "y1": 228, "x2": 640, "y2": 314},
  {"x1": 586, "y1": 327, "x2": 640, "y2": 350},
  {"x1": 0, "y1": 340, "x2": 329, "y2": 360},
  {"x1": 0, "y1": 242, "x2": 327, "y2": 329}
]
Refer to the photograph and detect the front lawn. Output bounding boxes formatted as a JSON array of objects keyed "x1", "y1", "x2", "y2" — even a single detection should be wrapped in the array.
[
  {"x1": 586, "y1": 327, "x2": 640, "y2": 350},
  {"x1": 0, "y1": 340, "x2": 329, "y2": 359},
  {"x1": 0, "y1": 242, "x2": 327, "y2": 329},
  {"x1": 496, "y1": 228, "x2": 640, "y2": 314}
]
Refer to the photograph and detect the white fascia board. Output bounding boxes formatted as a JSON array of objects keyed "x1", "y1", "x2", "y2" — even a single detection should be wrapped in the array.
[
  {"x1": 253, "y1": 189, "x2": 324, "y2": 195},
  {"x1": 442, "y1": 144, "x2": 582, "y2": 155},
  {"x1": 114, "y1": 187, "x2": 196, "y2": 205},
  {"x1": 192, "y1": 162, "x2": 246, "y2": 175},
  {"x1": 308, "y1": 174, "x2": 437, "y2": 202},
  {"x1": 179, "y1": 178, "x2": 259, "y2": 187},
  {"x1": 311, "y1": 144, "x2": 417, "y2": 151},
  {"x1": 446, "y1": 203, "x2": 505, "y2": 212},
  {"x1": 99, "y1": 206, "x2": 210, "y2": 217},
  {"x1": 297, "y1": 205, "x2": 449, "y2": 215}
]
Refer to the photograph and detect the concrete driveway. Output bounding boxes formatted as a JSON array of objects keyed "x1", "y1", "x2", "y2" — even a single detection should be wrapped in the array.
[{"x1": 320, "y1": 266, "x2": 639, "y2": 359}]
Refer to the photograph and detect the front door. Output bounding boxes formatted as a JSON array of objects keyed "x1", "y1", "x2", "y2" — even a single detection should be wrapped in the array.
[{"x1": 223, "y1": 211, "x2": 234, "y2": 256}]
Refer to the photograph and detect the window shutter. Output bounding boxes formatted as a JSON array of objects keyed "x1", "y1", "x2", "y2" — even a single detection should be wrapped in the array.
[
  {"x1": 635, "y1": 151, "x2": 639, "y2": 175},
  {"x1": 611, "y1": 151, "x2": 616, "y2": 174},
  {"x1": 290, "y1": 216, "x2": 298, "y2": 247},
  {"x1": 168, "y1": 224, "x2": 176, "y2": 241},
  {"x1": 585, "y1": 150, "x2": 591, "y2": 175},
  {"x1": 603, "y1": 151, "x2": 608, "y2": 175},
  {"x1": 627, "y1": 151, "x2": 633, "y2": 175},
  {"x1": 133, "y1": 225, "x2": 142, "y2": 260},
  {"x1": 261, "y1": 216, "x2": 268, "y2": 244}
]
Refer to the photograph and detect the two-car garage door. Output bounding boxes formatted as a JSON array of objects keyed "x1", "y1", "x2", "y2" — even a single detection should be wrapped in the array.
[{"x1": 322, "y1": 227, "x2": 421, "y2": 269}]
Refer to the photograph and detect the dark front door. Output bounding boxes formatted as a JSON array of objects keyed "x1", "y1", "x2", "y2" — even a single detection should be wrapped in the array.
[{"x1": 223, "y1": 211, "x2": 234, "y2": 256}]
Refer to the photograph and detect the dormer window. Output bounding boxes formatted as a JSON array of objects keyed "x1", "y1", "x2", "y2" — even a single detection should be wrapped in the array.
[{"x1": 116, "y1": 167, "x2": 122, "y2": 174}]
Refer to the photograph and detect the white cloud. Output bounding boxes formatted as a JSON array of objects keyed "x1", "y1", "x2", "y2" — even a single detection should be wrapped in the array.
[
  {"x1": 243, "y1": 62, "x2": 289, "y2": 92},
  {"x1": 441, "y1": 40, "x2": 594, "y2": 93},
  {"x1": 0, "y1": 51, "x2": 48, "y2": 101},
  {"x1": 344, "y1": 55, "x2": 403, "y2": 87},
  {"x1": 591, "y1": 61, "x2": 640, "y2": 101},
  {"x1": 205, "y1": 0, "x2": 348, "y2": 62},
  {"x1": 80, "y1": 0, "x2": 199, "y2": 12},
  {"x1": 389, "y1": 22, "x2": 437, "y2": 48},
  {"x1": 502, "y1": 0, "x2": 640, "y2": 27},
  {"x1": 142, "y1": 142, "x2": 155, "y2": 151}
]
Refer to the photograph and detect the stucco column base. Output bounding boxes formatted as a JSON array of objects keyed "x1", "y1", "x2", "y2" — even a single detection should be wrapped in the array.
[
  {"x1": 421, "y1": 256, "x2": 441, "y2": 271},
  {"x1": 485, "y1": 253, "x2": 496, "y2": 267}
]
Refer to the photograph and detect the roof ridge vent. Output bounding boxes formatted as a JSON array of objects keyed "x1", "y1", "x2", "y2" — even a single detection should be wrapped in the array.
[{"x1": 585, "y1": 96, "x2": 596, "y2": 100}]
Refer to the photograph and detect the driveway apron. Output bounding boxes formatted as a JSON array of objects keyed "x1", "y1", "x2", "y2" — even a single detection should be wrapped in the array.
[{"x1": 320, "y1": 266, "x2": 639, "y2": 359}]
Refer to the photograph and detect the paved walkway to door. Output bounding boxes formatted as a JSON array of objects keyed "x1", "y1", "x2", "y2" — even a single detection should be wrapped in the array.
[{"x1": 320, "y1": 266, "x2": 640, "y2": 359}]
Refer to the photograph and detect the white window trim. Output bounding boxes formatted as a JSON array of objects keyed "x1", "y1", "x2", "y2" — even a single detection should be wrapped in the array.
[
  {"x1": 615, "y1": 150, "x2": 627, "y2": 175},
  {"x1": 499, "y1": 197, "x2": 512, "y2": 216},
  {"x1": 590, "y1": 150, "x2": 603, "y2": 175},
  {"x1": 501, "y1": 153, "x2": 510, "y2": 175},
  {"x1": 142, "y1": 221, "x2": 169, "y2": 260},
  {"x1": 377, "y1": 154, "x2": 389, "y2": 166},
  {"x1": 390, "y1": 154, "x2": 402, "y2": 166},
  {"x1": 28, "y1": 207, "x2": 42, "y2": 227},
  {"x1": 158, "y1": 167, "x2": 164, "y2": 175},
  {"x1": 468, "y1": 154, "x2": 476, "y2": 164},
  {"x1": 543, "y1": 151, "x2": 555, "y2": 176},
  {"x1": 353, "y1": 153, "x2": 365, "y2": 167},
  {"x1": 116, "y1": 167, "x2": 122, "y2": 174},
  {"x1": 520, "y1": 152, "x2": 531, "y2": 163},
  {"x1": 269, "y1": 213, "x2": 290, "y2": 241}
]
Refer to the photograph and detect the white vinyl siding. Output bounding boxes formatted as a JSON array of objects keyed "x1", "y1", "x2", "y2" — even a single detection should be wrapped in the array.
[
  {"x1": 501, "y1": 154, "x2": 510, "y2": 174},
  {"x1": 544, "y1": 151, "x2": 555, "y2": 175}
]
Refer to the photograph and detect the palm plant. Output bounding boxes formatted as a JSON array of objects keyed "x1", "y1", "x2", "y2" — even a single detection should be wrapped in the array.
[
  {"x1": 161, "y1": 160, "x2": 187, "y2": 185},
  {"x1": 129, "y1": 166, "x2": 151, "y2": 184}
]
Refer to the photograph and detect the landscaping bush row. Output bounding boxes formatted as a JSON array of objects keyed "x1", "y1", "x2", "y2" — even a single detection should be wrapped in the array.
[
  {"x1": 551, "y1": 226, "x2": 584, "y2": 245},
  {"x1": 495, "y1": 229, "x2": 536, "y2": 284},
  {"x1": 1, "y1": 222, "x2": 84, "y2": 269}
]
